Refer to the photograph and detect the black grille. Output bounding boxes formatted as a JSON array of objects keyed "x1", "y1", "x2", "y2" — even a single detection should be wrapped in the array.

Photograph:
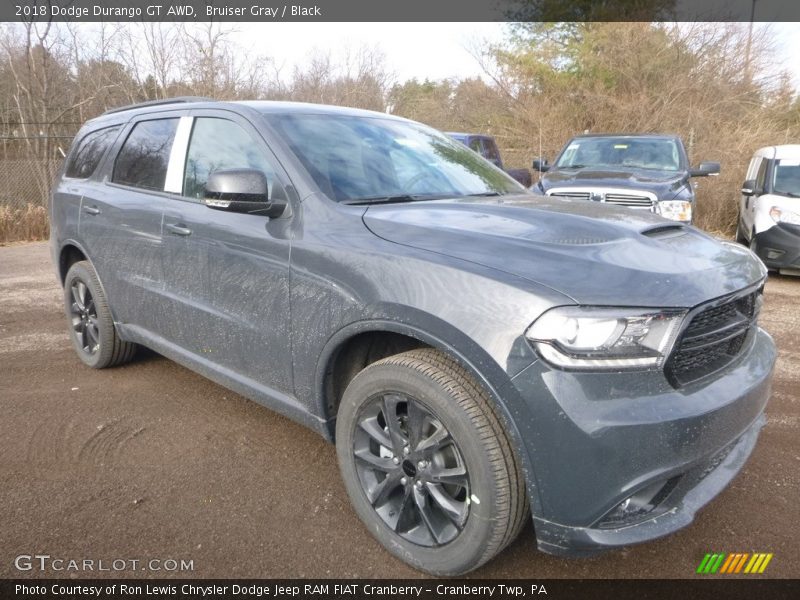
[{"x1": 665, "y1": 289, "x2": 761, "y2": 387}]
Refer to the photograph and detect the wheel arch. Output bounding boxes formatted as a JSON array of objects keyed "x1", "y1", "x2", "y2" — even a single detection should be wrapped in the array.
[
  {"x1": 314, "y1": 317, "x2": 541, "y2": 517},
  {"x1": 57, "y1": 239, "x2": 121, "y2": 327},
  {"x1": 58, "y1": 241, "x2": 89, "y2": 284}
]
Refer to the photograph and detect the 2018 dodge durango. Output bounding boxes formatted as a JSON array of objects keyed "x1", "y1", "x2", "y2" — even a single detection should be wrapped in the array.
[{"x1": 50, "y1": 98, "x2": 775, "y2": 575}]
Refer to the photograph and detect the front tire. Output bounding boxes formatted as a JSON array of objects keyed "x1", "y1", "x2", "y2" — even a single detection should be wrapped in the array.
[
  {"x1": 335, "y1": 349, "x2": 528, "y2": 575},
  {"x1": 63, "y1": 261, "x2": 136, "y2": 368}
]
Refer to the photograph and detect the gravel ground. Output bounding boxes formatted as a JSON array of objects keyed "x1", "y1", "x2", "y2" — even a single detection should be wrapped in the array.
[{"x1": 0, "y1": 242, "x2": 797, "y2": 579}]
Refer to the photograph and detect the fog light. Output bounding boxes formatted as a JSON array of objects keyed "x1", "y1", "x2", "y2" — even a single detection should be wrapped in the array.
[{"x1": 596, "y1": 477, "x2": 679, "y2": 528}]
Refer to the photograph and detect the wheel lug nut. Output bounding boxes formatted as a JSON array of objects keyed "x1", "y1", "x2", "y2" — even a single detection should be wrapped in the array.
[
  {"x1": 403, "y1": 446, "x2": 410, "y2": 456},
  {"x1": 415, "y1": 480, "x2": 423, "y2": 489},
  {"x1": 417, "y1": 460, "x2": 427, "y2": 469},
  {"x1": 392, "y1": 456, "x2": 400, "y2": 464},
  {"x1": 400, "y1": 477, "x2": 407, "y2": 485}
]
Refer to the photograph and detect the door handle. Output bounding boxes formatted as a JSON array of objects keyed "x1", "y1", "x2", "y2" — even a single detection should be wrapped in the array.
[
  {"x1": 82, "y1": 205, "x2": 100, "y2": 215},
  {"x1": 166, "y1": 223, "x2": 192, "y2": 236}
]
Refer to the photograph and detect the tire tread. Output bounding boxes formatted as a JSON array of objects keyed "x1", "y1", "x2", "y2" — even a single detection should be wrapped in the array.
[
  {"x1": 369, "y1": 348, "x2": 528, "y2": 571},
  {"x1": 65, "y1": 261, "x2": 136, "y2": 369}
]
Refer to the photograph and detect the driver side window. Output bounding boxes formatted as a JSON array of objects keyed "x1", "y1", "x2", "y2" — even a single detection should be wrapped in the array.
[{"x1": 183, "y1": 118, "x2": 277, "y2": 200}]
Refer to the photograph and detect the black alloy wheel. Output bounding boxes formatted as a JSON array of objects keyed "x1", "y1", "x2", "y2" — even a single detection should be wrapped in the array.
[
  {"x1": 353, "y1": 391, "x2": 470, "y2": 546},
  {"x1": 336, "y1": 348, "x2": 528, "y2": 575},
  {"x1": 63, "y1": 260, "x2": 137, "y2": 368},
  {"x1": 69, "y1": 279, "x2": 100, "y2": 355}
]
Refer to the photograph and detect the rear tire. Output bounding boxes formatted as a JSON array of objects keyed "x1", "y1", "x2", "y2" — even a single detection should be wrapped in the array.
[
  {"x1": 335, "y1": 348, "x2": 528, "y2": 575},
  {"x1": 749, "y1": 230, "x2": 759, "y2": 256},
  {"x1": 735, "y1": 219, "x2": 748, "y2": 245},
  {"x1": 63, "y1": 261, "x2": 136, "y2": 369}
]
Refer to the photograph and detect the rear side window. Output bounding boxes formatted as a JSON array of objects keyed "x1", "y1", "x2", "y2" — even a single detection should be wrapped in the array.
[
  {"x1": 113, "y1": 118, "x2": 179, "y2": 191},
  {"x1": 65, "y1": 126, "x2": 120, "y2": 179}
]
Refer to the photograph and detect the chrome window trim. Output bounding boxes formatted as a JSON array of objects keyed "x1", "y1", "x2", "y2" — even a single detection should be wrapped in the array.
[{"x1": 164, "y1": 116, "x2": 194, "y2": 194}]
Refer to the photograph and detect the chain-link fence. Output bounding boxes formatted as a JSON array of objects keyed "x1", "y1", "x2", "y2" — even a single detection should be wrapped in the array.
[
  {"x1": 0, "y1": 158, "x2": 63, "y2": 244},
  {"x1": 0, "y1": 133, "x2": 67, "y2": 244}
]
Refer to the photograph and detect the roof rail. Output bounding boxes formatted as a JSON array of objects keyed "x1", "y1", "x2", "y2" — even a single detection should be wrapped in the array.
[{"x1": 102, "y1": 96, "x2": 213, "y2": 116}]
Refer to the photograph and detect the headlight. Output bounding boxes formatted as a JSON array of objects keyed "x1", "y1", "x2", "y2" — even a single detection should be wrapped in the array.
[
  {"x1": 657, "y1": 200, "x2": 692, "y2": 222},
  {"x1": 525, "y1": 307, "x2": 686, "y2": 370},
  {"x1": 769, "y1": 206, "x2": 800, "y2": 226}
]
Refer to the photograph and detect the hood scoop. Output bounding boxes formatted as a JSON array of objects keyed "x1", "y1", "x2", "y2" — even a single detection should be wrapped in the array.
[{"x1": 641, "y1": 224, "x2": 688, "y2": 239}]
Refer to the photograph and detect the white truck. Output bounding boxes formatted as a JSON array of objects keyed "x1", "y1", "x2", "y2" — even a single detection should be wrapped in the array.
[{"x1": 738, "y1": 145, "x2": 800, "y2": 275}]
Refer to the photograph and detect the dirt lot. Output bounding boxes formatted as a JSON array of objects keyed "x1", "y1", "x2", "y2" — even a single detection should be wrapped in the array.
[{"x1": 0, "y1": 242, "x2": 797, "y2": 579}]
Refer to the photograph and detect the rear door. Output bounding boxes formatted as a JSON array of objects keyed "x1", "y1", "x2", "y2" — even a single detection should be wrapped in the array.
[
  {"x1": 52, "y1": 125, "x2": 122, "y2": 266},
  {"x1": 80, "y1": 113, "x2": 182, "y2": 331},
  {"x1": 159, "y1": 111, "x2": 295, "y2": 394}
]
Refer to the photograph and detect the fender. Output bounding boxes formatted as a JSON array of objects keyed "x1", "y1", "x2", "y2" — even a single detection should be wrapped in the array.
[
  {"x1": 314, "y1": 315, "x2": 544, "y2": 518},
  {"x1": 55, "y1": 239, "x2": 123, "y2": 332}
]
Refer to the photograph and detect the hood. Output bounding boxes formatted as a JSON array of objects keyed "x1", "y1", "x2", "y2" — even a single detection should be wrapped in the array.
[
  {"x1": 362, "y1": 195, "x2": 764, "y2": 307},
  {"x1": 540, "y1": 167, "x2": 690, "y2": 200}
]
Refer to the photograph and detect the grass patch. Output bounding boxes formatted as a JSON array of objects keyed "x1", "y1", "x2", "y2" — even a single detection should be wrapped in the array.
[{"x1": 0, "y1": 204, "x2": 49, "y2": 244}]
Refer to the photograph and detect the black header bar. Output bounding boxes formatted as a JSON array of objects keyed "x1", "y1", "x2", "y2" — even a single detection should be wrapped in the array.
[
  {"x1": 2, "y1": 579, "x2": 799, "y2": 600},
  {"x1": 3, "y1": 0, "x2": 800, "y2": 23}
]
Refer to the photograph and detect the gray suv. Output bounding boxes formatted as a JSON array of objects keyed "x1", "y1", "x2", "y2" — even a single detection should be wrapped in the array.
[{"x1": 50, "y1": 98, "x2": 775, "y2": 575}]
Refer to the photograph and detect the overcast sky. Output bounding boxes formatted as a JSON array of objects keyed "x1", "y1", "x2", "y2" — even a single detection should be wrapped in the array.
[
  {"x1": 235, "y1": 22, "x2": 504, "y2": 82},
  {"x1": 235, "y1": 22, "x2": 800, "y2": 91}
]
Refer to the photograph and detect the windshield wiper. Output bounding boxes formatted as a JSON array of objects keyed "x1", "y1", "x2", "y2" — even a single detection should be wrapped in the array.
[
  {"x1": 465, "y1": 191, "x2": 502, "y2": 197},
  {"x1": 341, "y1": 194, "x2": 450, "y2": 206},
  {"x1": 775, "y1": 190, "x2": 800, "y2": 198}
]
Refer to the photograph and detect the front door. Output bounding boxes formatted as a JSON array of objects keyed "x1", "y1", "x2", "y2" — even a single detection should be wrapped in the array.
[{"x1": 159, "y1": 113, "x2": 295, "y2": 395}]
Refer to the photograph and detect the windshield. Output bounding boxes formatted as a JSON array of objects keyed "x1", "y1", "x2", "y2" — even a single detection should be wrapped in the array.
[
  {"x1": 264, "y1": 113, "x2": 524, "y2": 202},
  {"x1": 555, "y1": 136, "x2": 682, "y2": 171},
  {"x1": 773, "y1": 159, "x2": 800, "y2": 197}
]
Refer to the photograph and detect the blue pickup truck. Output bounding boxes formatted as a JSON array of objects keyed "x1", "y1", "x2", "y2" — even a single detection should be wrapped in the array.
[{"x1": 447, "y1": 132, "x2": 532, "y2": 187}]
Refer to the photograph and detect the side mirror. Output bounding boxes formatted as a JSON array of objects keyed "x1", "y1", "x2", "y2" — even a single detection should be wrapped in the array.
[
  {"x1": 203, "y1": 168, "x2": 287, "y2": 218},
  {"x1": 532, "y1": 158, "x2": 550, "y2": 172},
  {"x1": 741, "y1": 179, "x2": 758, "y2": 196},
  {"x1": 690, "y1": 161, "x2": 721, "y2": 177}
]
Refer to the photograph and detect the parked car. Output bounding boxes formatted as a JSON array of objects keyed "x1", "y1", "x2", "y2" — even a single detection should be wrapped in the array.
[
  {"x1": 447, "y1": 132, "x2": 532, "y2": 186},
  {"x1": 51, "y1": 99, "x2": 774, "y2": 575},
  {"x1": 737, "y1": 144, "x2": 800, "y2": 275},
  {"x1": 532, "y1": 133, "x2": 720, "y2": 224}
]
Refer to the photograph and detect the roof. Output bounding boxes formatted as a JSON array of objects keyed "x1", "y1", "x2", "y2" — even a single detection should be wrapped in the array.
[
  {"x1": 101, "y1": 96, "x2": 212, "y2": 116},
  {"x1": 571, "y1": 133, "x2": 680, "y2": 140},
  {"x1": 84, "y1": 98, "x2": 405, "y2": 130},
  {"x1": 752, "y1": 145, "x2": 800, "y2": 160},
  {"x1": 445, "y1": 132, "x2": 491, "y2": 139},
  {"x1": 237, "y1": 100, "x2": 404, "y2": 121}
]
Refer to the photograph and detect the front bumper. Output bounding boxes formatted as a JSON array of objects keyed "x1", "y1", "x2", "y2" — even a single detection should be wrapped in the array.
[
  {"x1": 505, "y1": 327, "x2": 775, "y2": 556},
  {"x1": 753, "y1": 223, "x2": 800, "y2": 271}
]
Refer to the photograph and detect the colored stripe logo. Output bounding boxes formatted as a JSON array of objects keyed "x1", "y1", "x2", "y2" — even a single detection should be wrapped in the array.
[{"x1": 696, "y1": 552, "x2": 773, "y2": 574}]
